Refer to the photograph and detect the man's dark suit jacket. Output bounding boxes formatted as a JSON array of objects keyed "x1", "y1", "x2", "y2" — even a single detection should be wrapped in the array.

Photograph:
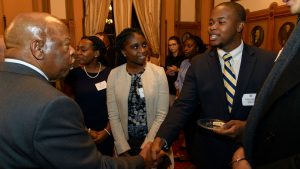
[
  {"x1": 157, "y1": 44, "x2": 276, "y2": 169},
  {"x1": 0, "y1": 62, "x2": 144, "y2": 169},
  {"x1": 244, "y1": 48, "x2": 300, "y2": 169}
]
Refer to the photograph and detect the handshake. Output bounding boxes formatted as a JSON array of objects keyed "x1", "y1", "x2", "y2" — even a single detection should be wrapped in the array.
[{"x1": 139, "y1": 137, "x2": 172, "y2": 169}]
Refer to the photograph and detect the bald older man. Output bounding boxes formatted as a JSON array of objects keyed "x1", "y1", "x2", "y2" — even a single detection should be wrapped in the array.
[{"x1": 0, "y1": 12, "x2": 152, "y2": 169}]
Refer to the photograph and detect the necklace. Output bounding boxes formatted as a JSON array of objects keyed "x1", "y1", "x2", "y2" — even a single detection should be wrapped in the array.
[{"x1": 83, "y1": 62, "x2": 102, "y2": 79}]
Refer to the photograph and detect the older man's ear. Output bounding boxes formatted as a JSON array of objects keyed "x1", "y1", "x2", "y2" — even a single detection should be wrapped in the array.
[{"x1": 30, "y1": 39, "x2": 45, "y2": 60}]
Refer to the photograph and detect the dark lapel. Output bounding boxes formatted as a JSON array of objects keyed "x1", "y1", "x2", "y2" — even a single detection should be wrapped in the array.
[
  {"x1": 207, "y1": 49, "x2": 228, "y2": 112},
  {"x1": 263, "y1": 51, "x2": 300, "y2": 114},
  {"x1": 231, "y1": 44, "x2": 256, "y2": 113},
  {"x1": 0, "y1": 62, "x2": 49, "y2": 83}
]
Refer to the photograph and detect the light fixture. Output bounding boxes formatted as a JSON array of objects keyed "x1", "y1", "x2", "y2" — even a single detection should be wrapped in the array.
[{"x1": 106, "y1": 19, "x2": 113, "y2": 24}]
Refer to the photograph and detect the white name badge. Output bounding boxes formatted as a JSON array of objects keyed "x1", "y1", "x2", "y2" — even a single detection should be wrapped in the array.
[
  {"x1": 242, "y1": 93, "x2": 256, "y2": 106},
  {"x1": 138, "y1": 88, "x2": 145, "y2": 98},
  {"x1": 95, "y1": 81, "x2": 107, "y2": 91}
]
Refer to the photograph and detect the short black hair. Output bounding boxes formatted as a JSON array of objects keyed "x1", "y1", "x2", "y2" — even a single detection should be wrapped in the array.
[
  {"x1": 217, "y1": 2, "x2": 246, "y2": 22},
  {"x1": 81, "y1": 36, "x2": 108, "y2": 65}
]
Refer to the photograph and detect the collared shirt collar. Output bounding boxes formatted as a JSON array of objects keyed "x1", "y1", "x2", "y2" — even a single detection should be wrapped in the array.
[
  {"x1": 216, "y1": 41, "x2": 244, "y2": 80},
  {"x1": 4, "y1": 58, "x2": 49, "y2": 80},
  {"x1": 217, "y1": 40, "x2": 244, "y2": 60}
]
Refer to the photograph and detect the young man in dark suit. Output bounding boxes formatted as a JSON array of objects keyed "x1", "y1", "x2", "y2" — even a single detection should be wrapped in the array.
[
  {"x1": 231, "y1": 0, "x2": 300, "y2": 168},
  {"x1": 151, "y1": 2, "x2": 276, "y2": 169},
  {"x1": 0, "y1": 12, "x2": 153, "y2": 169}
]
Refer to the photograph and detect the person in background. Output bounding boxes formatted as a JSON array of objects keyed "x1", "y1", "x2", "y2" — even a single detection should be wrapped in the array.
[
  {"x1": 96, "y1": 32, "x2": 116, "y2": 68},
  {"x1": 64, "y1": 36, "x2": 114, "y2": 156},
  {"x1": 232, "y1": 0, "x2": 300, "y2": 168},
  {"x1": 0, "y1": 12, "x2": 153, "y2": 169},
  {"x1": 151, "y1": 2, "x2": 276, "y2": 169},
  {"x1": 173, "y1": 35, "x2": 207, "y2": 163},
  {"x1": 165, "y1": 36, "x2": 185, "y2": 107},
  {"x1": 107, "y1": 28, "x2": 173, "y2": 168},
  {"x1": 175, "y1": 35, "x2": 207, "y2": 95}
]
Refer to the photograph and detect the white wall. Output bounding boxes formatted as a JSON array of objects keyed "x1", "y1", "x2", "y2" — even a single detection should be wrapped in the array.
[
  {"x1": 180, "y1": 0, "x2": 196, "y2": 22},
  {"x1": 214, "y1": 0, "x2": 285, "y2": 12},
  {"x1": 50, "y1": 0, "x2": 66, "y2": 19}
]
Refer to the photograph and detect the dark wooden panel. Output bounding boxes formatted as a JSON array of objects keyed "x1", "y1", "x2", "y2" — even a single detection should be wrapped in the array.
[
  {"x1": 244, "y1": 2, "x2": 297, "y2": 52},
  {"x1": 175, "y1": 21, "x2": 201, "y2": 43}
]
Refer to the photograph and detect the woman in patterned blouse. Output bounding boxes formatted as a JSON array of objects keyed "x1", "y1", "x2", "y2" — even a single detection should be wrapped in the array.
[{"x1": 107, "y1": 28, "x2": 173, "y2": 168}]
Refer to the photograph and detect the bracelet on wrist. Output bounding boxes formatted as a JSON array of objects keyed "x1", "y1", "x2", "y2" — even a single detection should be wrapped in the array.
[
  {"x1": 104, "y1": 128, "x2": 111, "y2": 135},
  {"x1": 231, "y1": 157, "x2": 246, "y2": 165}
]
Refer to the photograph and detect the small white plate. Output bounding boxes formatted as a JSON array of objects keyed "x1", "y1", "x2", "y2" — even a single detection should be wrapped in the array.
[{"x1": 197, "y1": 119, "x2": 225, "y2": 130}]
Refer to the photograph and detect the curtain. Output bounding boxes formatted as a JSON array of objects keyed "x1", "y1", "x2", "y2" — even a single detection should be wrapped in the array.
[
  {"x1": 84, "y1": 0, "x2": 111, "y2": 36},
  {"x1": 113, "y1": 0, "x2": 132, "y2": 35},
  {"x1": 133, "y1": 0, "x2": 161, "y2": 56}
]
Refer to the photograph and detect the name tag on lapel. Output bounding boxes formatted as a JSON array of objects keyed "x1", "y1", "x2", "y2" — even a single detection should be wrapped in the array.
[
  {"x1": 95, "y1": 81, "x2": 107, "y2": 91},
  {"x1": 242, "y1": 93, "x2": 256, "y2": 106}
]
